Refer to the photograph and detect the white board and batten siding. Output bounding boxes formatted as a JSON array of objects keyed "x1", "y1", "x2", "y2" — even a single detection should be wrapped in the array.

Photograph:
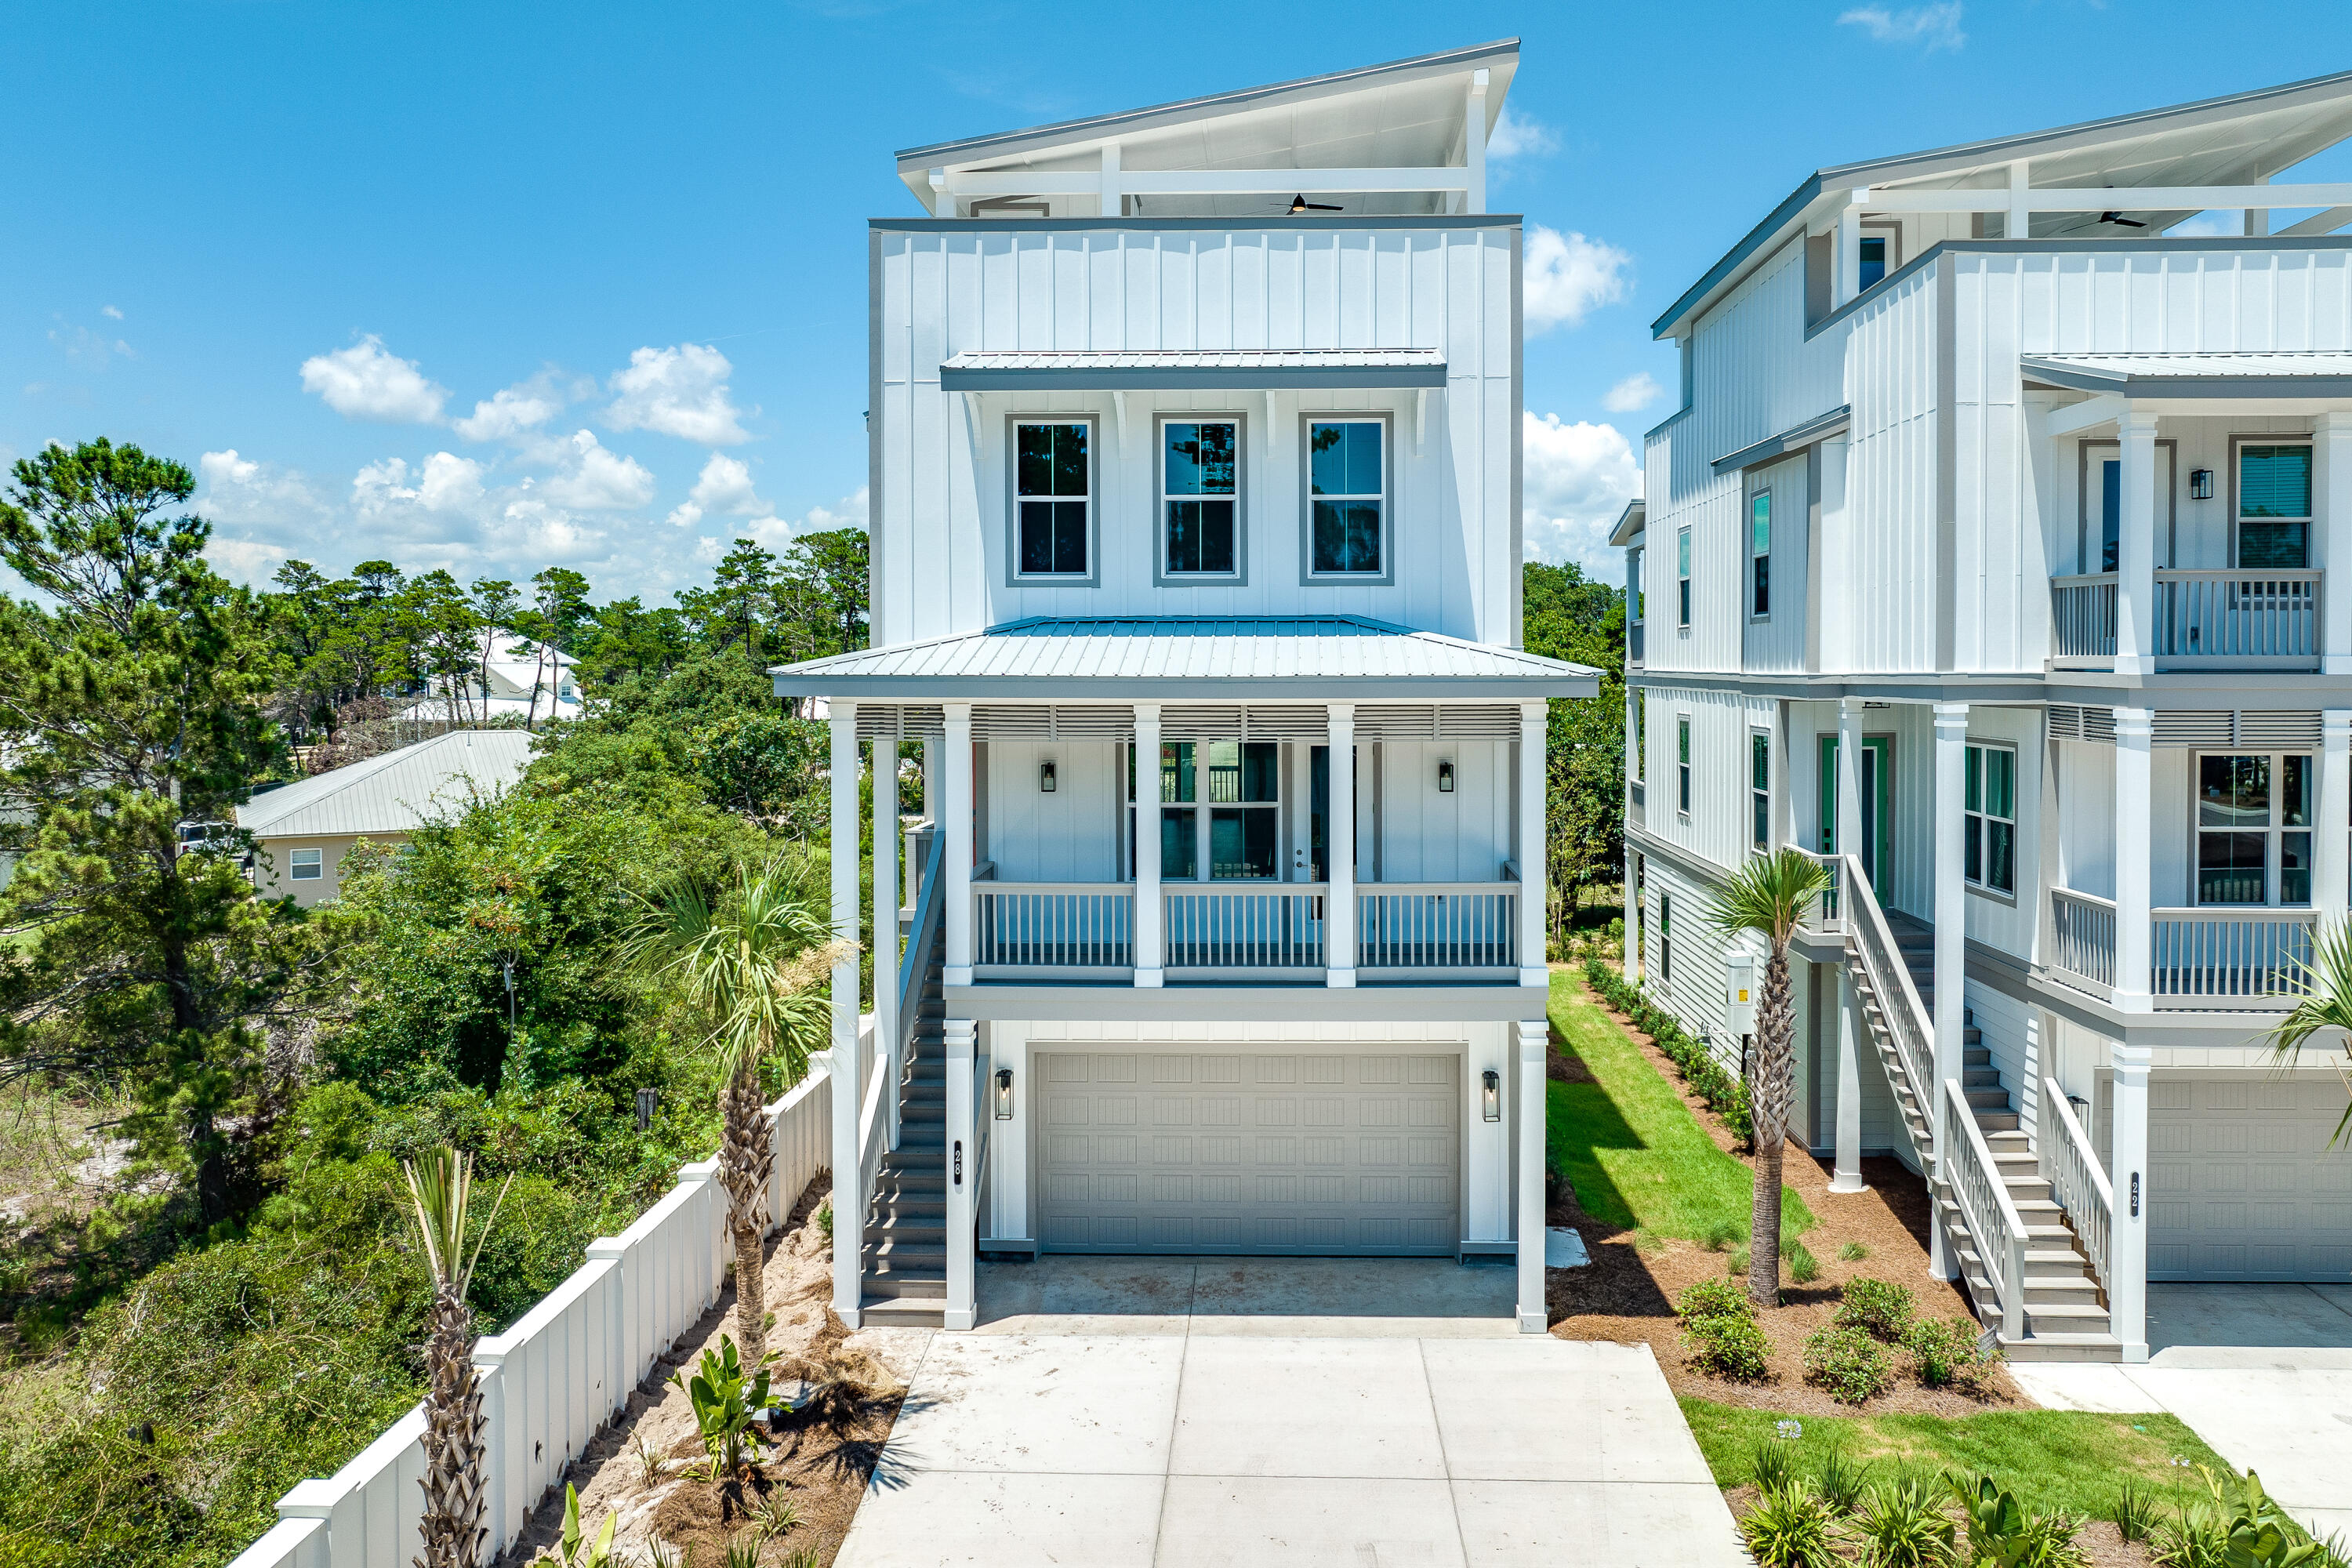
[
  {"x1": 871, "y1": 224, "x2": 1519, "y2": 646},
  {"x1": 225, "y1": 1059, "x2": 841, "y2": 1568}
]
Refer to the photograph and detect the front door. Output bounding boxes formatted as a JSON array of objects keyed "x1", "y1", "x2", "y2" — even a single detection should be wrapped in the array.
[{"x1": 1817, "y1": 735, "x2": 1893, "y2": 887}]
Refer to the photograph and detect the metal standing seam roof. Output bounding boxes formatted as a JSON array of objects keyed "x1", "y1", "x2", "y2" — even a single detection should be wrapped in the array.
[
  {"x1": 938, "y1": 347, "x2": 1448, "y2": 390},
  {"x1": 770, "y1": 615, "x2": 1600, "y2": 698},
  {"x1": 2020, "y1": 350, "x2": 2352, "y2": 395},
  {"x1": 236, "y1": 729, "x2": 535, "y2": 840}
]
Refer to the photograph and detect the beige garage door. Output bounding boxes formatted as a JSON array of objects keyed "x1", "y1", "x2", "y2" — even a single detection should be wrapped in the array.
[
  {"x1": 1036, "y1": 1051, "x2": 1459, "y2": 1255},
  {"x1": 2149, "y1": 1072, "x2": 2352, "y2": 1280}
]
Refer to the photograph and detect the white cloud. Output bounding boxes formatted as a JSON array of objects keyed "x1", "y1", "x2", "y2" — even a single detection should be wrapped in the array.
[
  {"x1": 1521, "y1": 411, "x2": 1639, "y2": 576},
  {"x1": 1602, "y1": 372, "x2": 1663, "y2": 414},
  {"x1": 1486, "y1": 106, "x2": 1559, "y2": 161},
  {"x1": 417, "y1": 452, "x2": 485, "y2": 512},
  {"x1": 453, "y1": 371, "x2": 575, "y2": 442},
  {"x1": 299, "y1": 335, "x2": 448, "y2": 423},
  {"x1": 1838, "y1": 2, "x2": 1966, "y2": 51},
  {"x1": 2168, "y1": 212, "x2": 2238, "y2": 237},
  {"x1": 198, "y1": 448, "x2": 331, "y2": 528},
  {"x1": 101, "y1": 305, "x2": 124, "y2": 321},
  {"x1": 1523, "y1": 226, "x2": 1630, "y2": 335},
  {"x1": 50, "y1": 315, "x2": 133, "y2": 368},
  {"x1": 539, "y1": 430, "x2": 655, "y2": 510},
  {"x1": 666, "y1": 452, "x2": 771, "y2": 527},
  {"x1": 206, "y1": 536, "x2": 290, "y2": 583},
  {"x1": 604, "y1": 343, "x2": 749, "y2": 444}
]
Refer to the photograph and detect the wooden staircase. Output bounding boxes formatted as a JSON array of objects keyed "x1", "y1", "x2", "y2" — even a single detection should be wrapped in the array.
[
  {"x1": 856, "y1": 861, "x2": 951, "y2": 1329},
  {"x1": 1849, "y1": 914, "x2": 2119, "y2": 1363}
]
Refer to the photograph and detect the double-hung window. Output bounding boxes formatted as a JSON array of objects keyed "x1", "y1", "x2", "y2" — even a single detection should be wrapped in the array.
[
  {"x1": 1660, "y1": 893, "x2": 1674, "y2": 984},
  {"x1": 1749, "y1": 490, "x2": 1771, "y2": 617},
  {"x1": 1306, "y1": 419, "x2": 1386, "y2": 578},
  {"x1": 2196, "y1": 753, "x2": 2313, "y2": 906},
  {"x1": 289, "y1": 848, "x2": 323, "y2": 882},
  {"x1": 1162, "y1": 418, "x2": 1241, "y2": 579},
  {"x1": 1677, "y1": 717, "x2": 1693, "y2": 815},
  {"x1": 1013, "y1": 419, "x2": 1092, "y2": 579},
  {"x1": 1751, "y1": 731, "x2": 1770, "y2": 851},
  {"x1": 1128, "y1": 741, "x2": 1280, "y2": 880},
  {"x1": 1963, "y1": 742, "x2": 2016, "y2": 895},
  {"x1": 2237, "y1": 440, "x2": 2312, "y2": 569},
  {"x1": 1676, "y1": 527, "x2": 1693, "y2": 626}
]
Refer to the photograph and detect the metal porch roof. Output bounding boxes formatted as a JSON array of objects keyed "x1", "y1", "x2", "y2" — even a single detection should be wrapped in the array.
[
  {"x1": 237, "y1": 729, "x2": 535, "y2": 840},
  {"x1": 938, "y1": 347, "x2": 1447, "y2": 390},
  {"x1": 2020, "y1": 350, "x2": 2352, "y2": 396},
  {"x1": 771, "y1": 615, "x2": 1599, "y2": 701}
]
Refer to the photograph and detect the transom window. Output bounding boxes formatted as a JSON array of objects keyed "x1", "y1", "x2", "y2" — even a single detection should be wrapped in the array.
[
  {"x1": 2237, "y1": 441, "x2": 2312, "y2": 569},
  {"x1": 1307, "y1": 419, "x2": 1385, "y2": 576},
  {"x1": 1162, "y1": 419, "x2": 1240, "y2": 577},
  {"x1": 1128, "y1": 741, "x2": 1280, "y2": 880},
  {"x1": 1963, "y1": 743, "x2": 2016, "y2": 895},
  {"x1": 2195, "y1": 752, "x2": 2312, "y2": 906},
  {"x1": 1014, "y1": 420, "x2": 1091, "y2": 578}
]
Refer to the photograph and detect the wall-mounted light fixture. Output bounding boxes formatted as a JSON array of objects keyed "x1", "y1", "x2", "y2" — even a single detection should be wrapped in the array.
[
  {"x1": 1481, "y1": 1068, "x2": 1501, "y2": 1121},
  {"x1": 2190, "y1": 468, "x2": 2215, "y2": 501},
  {"x1": 994, "y1": 1066, "x2": 1014, "y2": 1120},
  {"x1": 1039, "y1": 759, "x2": 1058, "y2": 793},
  {"x1": 1437, "y1": 758, "x2": 1457, "y2": 793}
]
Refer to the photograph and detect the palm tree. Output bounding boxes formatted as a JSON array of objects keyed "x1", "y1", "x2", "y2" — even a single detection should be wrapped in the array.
[
  {"x1": 629, "y1": 855, "x2": 847, "y2": 1365},
  {"x1": 1708, "y1": 848, "x2": 1830, "y2": 1307},
  {"x1": 2259, "y1": 916, "x2": 2352, "y2": 1149},
  {"x1": 402, "y1": 1145, "x2": 511, "y2": 1568}
]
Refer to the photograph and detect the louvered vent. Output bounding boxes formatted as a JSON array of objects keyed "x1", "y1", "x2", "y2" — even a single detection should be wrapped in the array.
[
  {"x1": 2082, "y1": 706, "x2": 2115, "y2": 742},
  {"x1": 2153, "y1": 711, "x2": 2234, "y2": 747},
  {"x1": 855, "y1": 705, "x2": 946, "y2": 739},
  {"x1": 1356, "y1": 706, "x2": 1437, "y2": 740},
  {"x1": 1436, "y1": 704, "x2": 1523, "y2": 739},
  {"x1": 2235, "y1": 710, "x2": 2321, "y2": 748},
  {"x1": 970, "y1": 705, "x2": 1137, "y2": 740},
  {"x1": 2046, "y1": 706, "x2": 2082, "y2": 741},
  {"x1": 1160, "y1": 705, "x2": 1246, "y2": 739}
]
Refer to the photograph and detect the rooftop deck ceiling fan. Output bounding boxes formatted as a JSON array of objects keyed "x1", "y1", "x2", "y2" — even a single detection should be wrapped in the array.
[
  {"x1": 2097, "y1": 210, "x2": 2148, "y2": 227},
  {"x1": 1276, "y1": 193, "x2": 1343, "y2": 214}
]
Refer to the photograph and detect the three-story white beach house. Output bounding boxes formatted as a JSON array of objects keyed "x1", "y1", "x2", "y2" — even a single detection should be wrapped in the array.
[
  {"x1": 1621, "y1": 71, "x2": 2352, "y2": 1363},
  {"x1": 773, "y1": 42, "x2": 1599, "y2": 1333}
]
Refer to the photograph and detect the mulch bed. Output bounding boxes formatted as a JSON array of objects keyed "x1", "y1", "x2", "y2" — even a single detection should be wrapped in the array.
[{"x1": 1548, "y1": 982, "x2": 2028, "y2": 1417}]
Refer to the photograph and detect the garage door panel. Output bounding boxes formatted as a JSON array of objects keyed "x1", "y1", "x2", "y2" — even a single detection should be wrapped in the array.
[
  {"x1": 1036, "y1": 1051, "x2": 1458, "y2": 1257},
  {"x1": 2149, "y1": 1072, "x2": 2352, "y2": 1281}
]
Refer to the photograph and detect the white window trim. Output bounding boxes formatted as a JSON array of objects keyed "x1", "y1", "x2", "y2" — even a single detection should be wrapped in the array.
[
  {"x1": 1748, "y1": 486, "x2": 1772, "y2": 621},
  {"x1": 1126, "y1": 739, "x2": 1285, "y2": 883},
  {"x1": 1676, "y1": 525, "x2": 1693, "y2": 630},
  {"x1": 2190, "y1": 749, "x2": 2317, "y2": 909},
  {"x1": 1750, "y1": 728, "x2": 1771, "y2": 851},
  {"x1": 289, "y1": 847, "x2": 325, "y2": 881},
  {"x1": 1298, "y1": 413, "x2": 1395, "y2": 586},
  {"x1": 1155, "y1": 412, "x2": 1249, "y2": 586},
  {"x1": 1676, "y1": 716, "x2": 1693, "y2": 818},
  {"x1": 1004, "y1": 413, "x2": 1100, "y2": 586},
  {"x1": 1962, "y1": 740, "x2": 2018, "y2": 901},
  {"x1": 2230, "y1": 434, "x2": 2315, "y2": 572}
]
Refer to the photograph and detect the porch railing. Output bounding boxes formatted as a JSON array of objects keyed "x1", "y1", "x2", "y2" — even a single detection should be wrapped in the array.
[
  {"x1": 1942, "y1": 1076, "x2": 2028, "y2": 1342},
  {"x1": 2048, "y1": 887, "x2": 2118, "y2": 996},
  {"x1": 2038, "y1": 1075, "x2": 2112, "y2": 1296},
  {"x1": 1798, "y1": 848, "x2": 1845, "y2": 933},
  {"x1": 1165, "y1": 886, "x2": 1328, "y2": 969},
  {"x1": 1840, "y1": 852, "x2": 1935, "y2": 1114},
  {"x1": 2049, "y1": 570, "x2": 2321, "y2": 669},
  {"x1": 2050, "y1": 574, "x2": 2119, "y2": 664},
  {"x1": 974, "y1": 883, "x2": 1134, "y2": 970},
  {"x1": 2152, "y1": 907, "x2": 2315, "y2": 1007},
  {"x1": 1358, "y1": 884, "x2": 1516, "y2": 970}
]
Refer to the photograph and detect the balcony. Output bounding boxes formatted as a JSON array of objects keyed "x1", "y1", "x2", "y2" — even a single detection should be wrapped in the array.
[
  {"x1": 971, "y1": 879, "x2": 1522, "y2": 984},
  {"x1": 2045, "y1": 887, "x2": 2314, "y2": 1009},
  {"x1": 2049, "y1": 570, "x2": 2321, "y2": 671}
]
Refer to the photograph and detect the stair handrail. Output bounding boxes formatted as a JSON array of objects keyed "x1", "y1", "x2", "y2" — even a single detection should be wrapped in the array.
[
  {"x1": 1834, "y1": 852, "x2": 1935, "y2": 1113},
  {"x1": 1940, "y1": 1076, "x2": 2030, "y2": 1342},
  {"x1": 889, "y1": 826, "x2": 945, "y2": 1156},
  {"x1": 2038, "y1": 1076, "x2": 2113, "y2": 1294}
]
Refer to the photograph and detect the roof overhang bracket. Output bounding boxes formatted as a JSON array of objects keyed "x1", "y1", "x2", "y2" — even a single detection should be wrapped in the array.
[
  {"x1": 1112, "y1": 390, "x2": 1131, "y2": 455},
  {"x1": 2037, "y1": 393, "x2": 2128, "y2": 439}
]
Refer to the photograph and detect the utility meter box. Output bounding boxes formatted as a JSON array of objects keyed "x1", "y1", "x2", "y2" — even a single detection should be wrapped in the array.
[{"x1": 1726, "y1": 954, "x2": 1758, "y2": 1037}]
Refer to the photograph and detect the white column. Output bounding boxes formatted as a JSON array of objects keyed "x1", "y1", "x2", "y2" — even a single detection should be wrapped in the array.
[
  {"x1": 2108, "y1": 1040, "x2": 2153, "y2": 1363},
  {"x1": 1831, "y1": 968, "x2": 1867, "y2": 1193},
  {"x1": 873, "y1": 737, "x2": 900, "y2": 1151},
  {"x1": 2005, "y1": 159, "x2": 2031, "y2": 241},
  {"x1": 1836, "y1": 697, "x2": 1865, "y2": 871},
  {"x1": 1464, "y1": 69, "x2": 1489, "y2": 216},
  {"x1": 1930, "y1": 701, "x2": 1969, "y2": 1279},
  {"x1": 2112, "y1": 709, "x2": 2154, "y2": 1011},
  {"x1": 921, "y1": 737, "x2": 939, "y2": 824},
  {"x1": 2323, "y1": 713, "x2": 2352, "y2": 913},
  {"x1": 1517, "y1": 701, "x2": 1548, "y2": 985},
  {"x1": 943, "y1": 1018, "x2": 978, "y2": 1332},
  {"x1": 1327, "y1": 703, "x2": 1357, "y2": 986},
  {"x1": 2318, "y1": 413, "x2": 2352, "y2": 673},
  {"x1": 942, "y1": 702, "x2": 974, "y2": 987},
  {"x1": 2116, "y1": 410, "x2": 2160, "y2": 674},
  {"x1": 1098, "y1": 140, "x2": 1120, "y2": 218},
  {"x1": 1623, "y1": 848, "x2": 1641, "y2": 985},
  {"x1": 1515, "y1": 1018, "x2": 1548, "y2": 1333},
  {"x1": 1835, "y1": 191, "x2": 1866, "y2": 306},
  {"x1": 1133, "y1": 704, "x2": 1163, "y2": 986},
  {"x1": 828, "y1": 706, "x2": 864, "y2": 1323}
]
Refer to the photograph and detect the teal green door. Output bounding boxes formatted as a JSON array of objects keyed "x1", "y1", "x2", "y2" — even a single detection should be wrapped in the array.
[{"x1": 1817, "y1": 735, "x2": 1893, "y2": 887}]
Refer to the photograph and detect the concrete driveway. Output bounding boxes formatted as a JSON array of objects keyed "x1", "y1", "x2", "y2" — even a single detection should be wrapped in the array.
[
  {"x1": 2011, "y1": 1283, "x2": 2352, "y2": 1541},
  {"x1": 835, "y1": 1258, "x2": 1745, "y2": 1566}
]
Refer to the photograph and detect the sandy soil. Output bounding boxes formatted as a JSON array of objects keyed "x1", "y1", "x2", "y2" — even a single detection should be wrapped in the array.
[
  {"x1": 495, "y1": 1175, "x2": 931, "y2": 1568},
  {"x1": 1547, "y1": 987, "x2": 2029, "y2": 1417}
]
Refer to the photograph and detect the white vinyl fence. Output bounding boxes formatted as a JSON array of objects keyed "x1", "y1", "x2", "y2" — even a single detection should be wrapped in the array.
[{"x1": 226, "y1": 1038, "x2": 851, "y2": 1568}]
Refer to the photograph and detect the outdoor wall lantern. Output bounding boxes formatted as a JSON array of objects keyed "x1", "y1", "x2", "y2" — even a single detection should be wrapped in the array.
[
  {"x1": 1481, "y1": 1069, "x2": 1501, "y2": 1121},
  {"x1": 2190, "y1": 468, "x2": 2215, "y2": 500},
  {"x1": 1437, "y1": 758, "x2": 1457, "y2": 793},
  {"x1": 994, "y1": 1066, "x2": 1014, "y2": 1120},
  {"x1": 1039, "y1": 759, "x2": 1058, "y2": 793}
]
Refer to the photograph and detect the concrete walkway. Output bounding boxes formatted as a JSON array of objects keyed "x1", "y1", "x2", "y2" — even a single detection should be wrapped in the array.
[
  {"x1": 2011, "y1": 1283, "x2": 2352, "y2": 1541},
  {"x1": 836, "y1": 1259, "x2": 1745, "y2": 1566}
]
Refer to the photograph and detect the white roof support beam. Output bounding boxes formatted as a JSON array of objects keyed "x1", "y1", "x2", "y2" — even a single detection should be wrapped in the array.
[
  {"x1": 2038, "y1": 394, "x2": 2129, "y2": 440},
  {"x1": 2278, "y1": 205, "x2": 2352, "y2": 237},
  {"x1": 1465, "y1": 69, "x2": 1489, "y2": 216},
  {"x1": 2007, "y1": 159, "x2": 2031, "y2": 240},
  {"x1": 1100, "y1": 141, "x2": 1120, "y2": 217},
  {"x1": 941, "y1": 167, "x2": 1474, "y2": 197},
  {"x1": 1835, "y1": 191, "x2": 1866, "y2": 307},
  {"x1": 927, "y1": 168, "x2": 948, "y2": 217},
  {"x1": 1861, "y1": 180, "x2": 2352, "y2": 213}
]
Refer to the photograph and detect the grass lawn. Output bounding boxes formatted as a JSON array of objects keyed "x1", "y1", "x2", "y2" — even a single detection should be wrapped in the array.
[
  {"x1": 1546, "y1": 969, "x2": 1814, "y2": 1240},
  {"x1": 1681, "y1": 1399, "x2": 2233, "y2": 1517}
]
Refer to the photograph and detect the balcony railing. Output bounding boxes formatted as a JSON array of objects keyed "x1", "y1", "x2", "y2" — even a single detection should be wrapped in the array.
[
  {"x1": 975, "y1": 883, "x2": 1134, "y2": 972},
  {"x1": 1358, "y1": 884, "x2": 1516, "y2": 972},
  {"x1": 2049, "y1": 570, "x2": 2321, "y2": 670},
  {"x1": 2048, "y1": 887, "x2": 2118, "y2": 996},
  {"x1": 1166, "y1": 886, "x2": 1327, "y2": 971},
  {"x1": 2044, "y1": 891, "x2": 2315, "y2": 1009}
]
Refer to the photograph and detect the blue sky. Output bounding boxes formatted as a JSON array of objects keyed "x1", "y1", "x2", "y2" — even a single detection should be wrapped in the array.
[{"x1": 7, "y1": 0, "x2": 2351, "y2": 600}]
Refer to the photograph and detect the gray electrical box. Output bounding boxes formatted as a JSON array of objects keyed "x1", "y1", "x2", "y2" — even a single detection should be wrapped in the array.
[{"x1": 1726, "y1": 954, "x2": 1757, "y2": 1036}]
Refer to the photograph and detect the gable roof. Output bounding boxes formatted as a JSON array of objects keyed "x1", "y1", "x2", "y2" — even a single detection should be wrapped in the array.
[
  {"x1": 1654, "y1": 67, "x2": 2352, "y2": 339},
  {"x1": 237, "y1": 729, "x2": 535, "y2": 840}
]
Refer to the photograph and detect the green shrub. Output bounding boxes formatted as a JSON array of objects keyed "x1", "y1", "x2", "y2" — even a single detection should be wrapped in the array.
[
  {"x1": 1682, "y1": 1310, "x2": 1773, "y2": 1381},
  {"x1": 1788, "y1": 1241, "x2": 1821, "y2": 1284},
  {"x1": 1740, "y1": 1482, "x2": 1842, "y2": 1568},
  {"x1": 1838, "y1": 1241, "x2": 1868, "y2": 1262},
  {"x1": 1814, "y1": 1443, "x2": 1874, "y2": 1513},
  {"x1": 2113, "y1": 1483, "x2": 2161, "y2": 1545},
  {"x1": 1835, "y1": 1277, "x2": 1918, "y2": 1343},
  {"x1": 1908, "y1": 1315, "x2": 1999, "y2": 1393},
  {"x1": 1749, "y1": 1434, "x2": 1800, "y2": 1494},
  {"x1": 669, "y1": 1335, "x2": 774, "y2": 1479},
  {"x1": 1581, "y1": 960, "x2": 1755, "y2": 1144},
  {"x1": 2154, "y1": 1468, "x2": 2330, "y2": 1568},
  {"x1": 1951, "y1": 1473, "x2": 2090, "y2": 1568},
  {"x1": 1803, "y1": 1323, "x2": 1895, "y2": 1404},
  {"x1": 1852, "y1": 1475, "x2": 1955, "y2": 1567},
  {"x1": 1675, "y1": 1278, "x2": 1755, "y2": 1322}
]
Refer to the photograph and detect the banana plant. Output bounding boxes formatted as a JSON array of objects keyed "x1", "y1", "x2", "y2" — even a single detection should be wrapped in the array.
[
  {"x1": 669, "y1": 1334, "x2": 774, "y2": 1479},
  {"x1": 533, "y1": 1484, "x2": 616, "y2": 1568}
]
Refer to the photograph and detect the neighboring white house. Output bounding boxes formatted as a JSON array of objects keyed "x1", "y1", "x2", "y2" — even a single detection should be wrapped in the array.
[
  {"x1": 238, "y1": 729, "x2": 535, "y2": 905},
  {"x1": 1623, "y1": 70, "x2": 2352, "y2": 1365},
  {"x1": 405, "y1": 626, "x2": 583, "y2": 726},
  {"x1": 771, "y1": 39, "x2": 1600, "y2": 1334}
]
